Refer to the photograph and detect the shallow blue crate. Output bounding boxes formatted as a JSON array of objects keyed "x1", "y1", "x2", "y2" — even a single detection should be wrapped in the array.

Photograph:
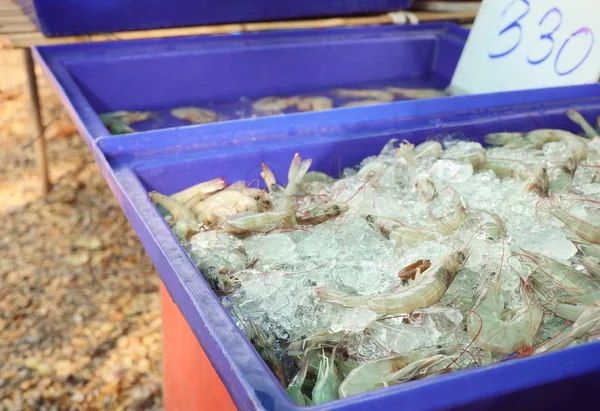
[
  {"x1": 16, "y1": 0, "x2": 413, "y2": 37},
  {"x1": 33, "y1": 20, "x2": 600, "y2": 411},
  {"x1": 98, "y1": 90, "x2": 600, "y2": 411},
  {"x1": 34, "y1": 23, "x2": 468, "y2": 149}
]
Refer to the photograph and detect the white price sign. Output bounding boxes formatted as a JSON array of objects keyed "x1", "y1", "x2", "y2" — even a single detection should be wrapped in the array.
[{"x1": 448, "y1": 0, "x2": 600, "y2": 95}]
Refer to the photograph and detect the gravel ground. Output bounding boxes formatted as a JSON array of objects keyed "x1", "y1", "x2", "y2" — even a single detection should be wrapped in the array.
[{"x1": 0, "y1": 50, "x2": 164, "y2": 409}]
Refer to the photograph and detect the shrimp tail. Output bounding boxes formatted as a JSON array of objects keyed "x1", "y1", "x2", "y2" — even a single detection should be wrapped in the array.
[
  {"x1": 261, "y1": 162, "x2": 277, "y2": 192},
  {"x1": 315, "y1": 287, "x2": 366, "y2": 308},
  {"x1": 285, "y1": 153, "x2": 313, "y2": 196},
  {"x1": 149, "y1": 191, "x2": 197, "y2": 223},
  {"x1": 170, "y1": 177, "x2": 226, "y2": 204},
  {"x1": 567, "y1": 109, "x2": 598, "y2": 139}
]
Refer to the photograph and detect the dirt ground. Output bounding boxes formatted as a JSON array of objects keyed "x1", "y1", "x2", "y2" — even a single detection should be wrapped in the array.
[{"x1": 0, "y1": 50, "x2": 163, "y2": 409}]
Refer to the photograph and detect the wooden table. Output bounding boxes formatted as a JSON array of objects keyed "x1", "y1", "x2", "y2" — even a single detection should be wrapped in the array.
[{"x1": 0, "y1": 0, "x2": 477, "y2": 195}]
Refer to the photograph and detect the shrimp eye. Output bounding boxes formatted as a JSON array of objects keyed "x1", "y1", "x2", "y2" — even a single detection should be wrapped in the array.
[
  {"x1": 333, "y1": 205, "x2": 340, "y2": 210},
  {"x1": 254, "y1": 195, "x2": 261, "y2": 200}
]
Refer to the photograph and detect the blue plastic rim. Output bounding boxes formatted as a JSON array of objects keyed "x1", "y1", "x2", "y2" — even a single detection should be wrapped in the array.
[
  {"x1": 32, "y1": 21, "x2": 600, "y2": 410},
  {"x1": 17, "y1": 0, "x2": 413, "y2": 37},
  {"x1": 104, "y1": 93, "x2": 600, "y2": 411},
  {"x1": 33, "y1": 23, "x2": 468, "y2": 149}
]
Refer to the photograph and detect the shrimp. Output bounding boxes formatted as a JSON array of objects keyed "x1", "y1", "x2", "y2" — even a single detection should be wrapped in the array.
[
  {"x1": 338, "y1": 346, "x2": 459, "y2": 398},
  {"x1": 222, "y1": 207, "x2": 296, "y2": 235},
  {"x1": 470, "y1": 208, "x2": 506, "y2": 241},
  {"x1": 395, "y1": 142, "x2": 416, "y2": 165},
  {"x1": 467, "y1": 277, "x2": 543, "y2": 354},
  {"x1": 312, "y1": 350, "x2": 342, "y2": 405},
  {"x1": 548, "y1": 160, "x2": 576, "y2": 193},
  {"x1": 334, "y1": 88, "x2": 394, "y2": 102},
  {"x1": 414, "y1": 141, "x2": 442, "y2": 159},
  {"x1": 533, "y1": 302, "x2": 600, "y2": 355},
  {"x1": 192, "y1": 190, "x2": 261, "y2": 225},
  {"x1": 480, "y1": 159, "x2": 529, "y2": 180},
  {"x1": 99, "y1": 110, "x2": 153, "y2": 125},
  {"x1": 288, "y1": 331, "x2": 345, "y2": 357},
  {"x1": 582, "y1": 257, "x2": 600, "y2": 279},
  {"x1": 296, "y1": 96, "x2": 333, "y2": 112},
  {"x1": 386, "y1": 87, "x2": 447, "y2": 99},
  {"x1": 260, "y1": 162, "x2": 277, "y2": 191},
  {"x1": 170, "y1": 107, "x2": 217, "y2": 124},
  {"x1": 578, "y1": 243, "x2": 600, "y2": 259},
  {"x1": 245, "y1": 321, "x2": 287, "y2": 387},
  {"x1": 340, "y1": 100, "x2": 384, "y2": 108},
  {"x1": 316, "y1": 246, "x2": 469, "y2": 314},
  {"x1": 430, "y1": 194, "x2": 467, "y2": 236},
  {"x1": 527, "y1": 129, "x2": 588, "y2": 164},
  {"x1": 567, "y1": 108, "x2": 598, "y2": 138},
  {"x1": 252, "y1": 96, "x2": 298, "y2": 112},
  {"x1": 285, "y1": 153, "x2": 313, "y2": 196},
  {"x1": 287, "y1": 360, "x2": 312, "y2": 406},
  {"x1": 442, "y1": 142, "x2": 486, "y2": 169},
  {"x1": 545, "y1": 200, "x2": 600, "y2": 244},
  {"x1": 366, "y1": 215, "x2": 436, "y2": 247},
  {"x1": 169, "y1": 177, "x2": 226, "y2": 205},
  {"x1": 398, "y1": 259, "x2": 431, "y2": 284},
  {"x1": 522, "y1": 165, "x2": 549, "y2": 196},
  {"x1": 415, "y1": 177, "x2": 436, "y2": 203},
  {"x1": 296, "y1": 202, "x2": 349, "y2": 225},
  {"x1": 149, "y1": 191, "x2": 196, "y2": 223},
  {"x1": 484, "y1": 132, "x2": 526, "y2": 147}
]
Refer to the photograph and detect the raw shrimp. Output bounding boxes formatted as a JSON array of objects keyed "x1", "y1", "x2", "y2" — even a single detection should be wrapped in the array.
[
  {"x1": 480, "y1": 159, "x2": 529, "y2": 180},
  {"x1": 245, "y1": 322, "x2": 287, "y2": 387},
  {"x1": 484, "y1": 132, "x2": 526, "y2": 147},
  {"x1": 260, "y1": 162, "x2": 277, "y2": 191},
  {"x1": 338, "y1": 346, "x2": 459, "y2": 398},
  {"x1": 288, "y1": 331, "x2": 345, "y2": 357},
  {"x1": 100, "y1": 110, "x2": 153, "y2": 125},
  {"x1": 430, "y1": 192, "x2": 468, "y2": 236},
  {"x1": 386, "y1": 87, "x2": 447, "y2": 99},
  {"x1": 334, "y1": 88, "x2": 395, "y2": 102},
  {"x1": 582, "y1": 256, "x2": 600, "y2": 279},
  {"x1": 340, "y1": 100, "x2": 384, "y2": 108},
  {"x1": 149, "y1": 191, "x2": 196, "y2": 223},
  {"x1": 170, "y1": 107, "x2": 217, "y2": 124},
  {"x1": 527, "y1": 129, "x2": 588, "y2": 164},
  {"x1": 192, "y1": 190, "x2": 261, "y2": 225},
  {"x1": 470, "y1": 208, "x2": 506, "y2": 241},
  {"x1": 467, "y1": 277, "x2": 543, "y2": 354},
  {"x1": 296, "y1": 96, "x2": 333, "y2": 112},
  {"x1": 533, "y1": 302, "x2": 600, "y2": 355},
  {"x1": 415, "y1": 177, "x2": 436, "y2": 203},
  {"x1": 522, "y1": 165, "x2": 549, "y2": 196},
  {"x1": 312, "y1": 350, "x2": 342, "y2": 404},
  {"x1": 252, "y1": 96, "x2": 297, "y2": 112},
  {"x1": 285, "y1": 153, "x2": 313, "y2": 196},
  {"x1": 169, "y1": 177, "x2": 226, "y2": 204},
  {"x1": 316, "y1": 246, "x2": 469, "y2": 314},
  {"x1": 544, "y1": 200, "x2": 600, "y2": 244},
  {"x1": 296, "y1": 202, "x2": 349, "y2": 225},
  {"x1": 287, "y1": 360, "x2": 312, "y2": 406},
  {"x1": 567, "y1": 108, "x2": 598, "y2": 138},
  {"x1": 442, "y1": 142, "x2": 486, "y2": 169},
  {"x1": 366, "y1": 215, "x2": 437, "y2": 247},
  {"x1": 414, "y1": 141, "x2": 442, "y2": 159},
  {"x1": 222, "y1": 207, "x2": 296, "y2": 235},
  {"x1": 548, "y1": 161, "x2": 576, "y2": 193},
  {"x1": 398, "y1": 259, "x2": 431, "y2": 284}
]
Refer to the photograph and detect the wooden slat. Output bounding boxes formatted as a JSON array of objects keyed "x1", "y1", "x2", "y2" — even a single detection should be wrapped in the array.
[{"x1": 2, "y1": 10, "x2": 476, "y2": 48}]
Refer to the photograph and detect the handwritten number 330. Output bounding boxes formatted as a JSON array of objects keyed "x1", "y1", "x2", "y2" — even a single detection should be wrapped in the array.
[{"x1": 488, "y1": 0, "x2": 594, "y2": 76}]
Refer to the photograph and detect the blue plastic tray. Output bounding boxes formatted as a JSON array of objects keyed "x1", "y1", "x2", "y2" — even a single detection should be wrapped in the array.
[
  {"x1": 34, "y1": 23, "x2": 467, "y2": 149},
  {"x1": 100, "y1": 90, "x2": 600, "y2": 411},
  {"x1": 16, "y1": 0, "x2": 413, "y2": 37},
  {"x1": 33, "y1": 21, "x2": 600, "y2": 411}
]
